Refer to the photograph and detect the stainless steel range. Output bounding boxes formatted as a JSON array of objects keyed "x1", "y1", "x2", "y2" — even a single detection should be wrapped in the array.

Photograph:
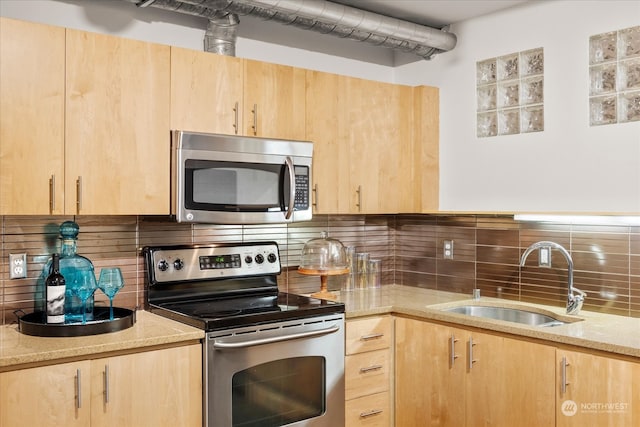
[{"x1": 144, "y1": 242, "x2": 345, "y2": 427}]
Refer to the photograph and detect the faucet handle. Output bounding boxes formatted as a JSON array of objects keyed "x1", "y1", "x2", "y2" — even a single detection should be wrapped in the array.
[{"x1": 566, "y1": 288, "x2": 586, "y2": 315}]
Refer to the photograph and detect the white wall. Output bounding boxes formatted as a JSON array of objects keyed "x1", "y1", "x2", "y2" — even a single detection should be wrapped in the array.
[{"x1": 396, "y1": 0, "x2": 640, "y2": 213}]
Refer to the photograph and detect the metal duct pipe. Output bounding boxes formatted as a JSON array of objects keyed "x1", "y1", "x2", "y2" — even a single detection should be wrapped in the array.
[
  {"x1": 125, "y1": 0, "x2": 457, "y2": 59},
  {"x1": 204, "y1": 14, "x2": 240, "y2": 55}
]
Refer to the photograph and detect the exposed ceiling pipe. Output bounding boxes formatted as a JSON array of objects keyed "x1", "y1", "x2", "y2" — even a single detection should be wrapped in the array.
[
  {"x1": 125, "y1": 0, "x2": 457, "y2": 59},
  {"x1": 204, "y1": 14, "x2": 240, "y2": 55}
]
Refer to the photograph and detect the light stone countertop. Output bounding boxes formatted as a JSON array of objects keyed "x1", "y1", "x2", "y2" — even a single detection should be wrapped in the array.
[
  {"x1": 0, "y1": 310, "x2": 204, "y2": 371},
  {"x1": 337, "y1": 285, "x2": 640, "y2": 359}
]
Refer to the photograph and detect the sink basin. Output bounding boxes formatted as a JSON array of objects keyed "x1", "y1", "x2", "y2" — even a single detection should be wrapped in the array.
[{"x1": 442, "y1": 305, "x2": 568, "y2": 327}]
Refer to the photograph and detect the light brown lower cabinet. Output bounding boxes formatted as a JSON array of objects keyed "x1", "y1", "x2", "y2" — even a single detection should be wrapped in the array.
[
  {"x1": 395, "y1": 317, "x2": 556, "y2": 427},
  {"x1": 345, "y1": 316, "x2": 394, "y2": 427},
  {"x1": 0, "y1": 344, "x2": 202, "y2": 427},
  {"x1": 556, "y1": 348, "x2": 640, "y2": 427}
]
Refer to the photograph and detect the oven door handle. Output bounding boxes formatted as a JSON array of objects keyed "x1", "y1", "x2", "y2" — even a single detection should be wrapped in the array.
[{"x1": 212, "y1": 324, "x2": 340, "y2": 349}]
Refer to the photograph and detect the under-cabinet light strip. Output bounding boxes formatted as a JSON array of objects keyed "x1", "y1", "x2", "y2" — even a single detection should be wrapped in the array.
[{"x1": 513, "y1": 215, "x2": 640, "y2": 226}]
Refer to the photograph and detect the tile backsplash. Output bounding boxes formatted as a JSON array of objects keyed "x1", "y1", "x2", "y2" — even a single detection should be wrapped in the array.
[{"x1": 1, "y1": 214, "x2": 638, "y2": 324}]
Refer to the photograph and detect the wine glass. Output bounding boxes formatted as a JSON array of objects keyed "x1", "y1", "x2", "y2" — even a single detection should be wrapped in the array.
[
  {"x1": 98, "y1": 268, "x2": 124, "y2": 321},
  {"x1": 76, "y1": 273, "x2": 98, "y2": 324}
]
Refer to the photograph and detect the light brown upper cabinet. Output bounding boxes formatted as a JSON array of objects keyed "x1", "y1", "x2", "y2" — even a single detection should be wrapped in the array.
[
  {"x1": 170, "y1": 47, "x2": 243, "y2": 135},
  {"x1": 305, "y1": 70, "x2": 342, "y2": 213},
  {"x1": 0, "y1": 17, "x2": 65, "y2": 215},
  {"x1": 414, "y1": 86, "x2": 439, "y2": 213},
  {"x1": 306, "y1": 70, "x2": 438, "y2": 214},
  {"x1": 65, "y1": 29, "x2": 170, "y2": 215},
  {"x1": 171, "y1": 48, "x2": 306, "y2": 140},
  {"x1": 345, "y1": 78, "x2": 415, "y2": 214},
  {"x1": 242, "y1": 59, "x2": 306, "y2": 140},
  {"x1": 0, "y1": 19, "x2": 171, "y2": 216}
]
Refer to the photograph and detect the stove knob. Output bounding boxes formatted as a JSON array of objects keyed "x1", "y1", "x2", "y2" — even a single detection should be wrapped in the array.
[
  {"x1": 157, "y1": 260, "x2": 169, "y2": 272},
  {"x1": 255, "y1": 254, "x2": 265, "y2": 264},
  {"x1": 245, "y1": 256, "x2": 253, "y2": 264},
  {"x1": 174, "y1": 259, "x2": 184, "y2": 270},
  {"x1": 267, "y1": 253, "x2": 277, "y2": 263}
]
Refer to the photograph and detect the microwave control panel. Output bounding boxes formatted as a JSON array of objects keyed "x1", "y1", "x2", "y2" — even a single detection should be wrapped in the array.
[{"x1": 294, "y1": 166, "x2": 309, "y2": 210}]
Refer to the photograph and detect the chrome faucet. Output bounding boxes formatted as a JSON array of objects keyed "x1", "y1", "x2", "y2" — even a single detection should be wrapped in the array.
[{"x1": 519, "y1": 241, "x2": 586, "y2": 315}]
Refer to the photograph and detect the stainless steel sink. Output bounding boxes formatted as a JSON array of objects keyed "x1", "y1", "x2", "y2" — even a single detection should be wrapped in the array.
[{"x1": 442, "y1": 305, "x2": 568, "y2": 327}]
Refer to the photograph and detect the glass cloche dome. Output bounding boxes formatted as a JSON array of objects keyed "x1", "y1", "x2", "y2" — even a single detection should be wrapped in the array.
[
  {"x1": 298, "y1": 231, "x2": 350, "y2": 300},
  {"x1": 298, "y1": 231, "x2": 349, "y2": 274}
]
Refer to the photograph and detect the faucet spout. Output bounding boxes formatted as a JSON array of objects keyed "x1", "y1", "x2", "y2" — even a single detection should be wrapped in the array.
[{"x1": 519, "y1": 241, "x2": 586, "y2": 315}]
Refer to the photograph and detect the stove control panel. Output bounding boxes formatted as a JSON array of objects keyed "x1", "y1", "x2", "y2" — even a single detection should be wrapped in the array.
[{"x1": 146, "y1": 242, "x2": 281, "y2": 284}]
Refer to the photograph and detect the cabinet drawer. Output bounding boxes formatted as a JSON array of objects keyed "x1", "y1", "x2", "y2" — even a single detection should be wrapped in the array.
[
  {"x1": 345, "y1": 391, "x2": 390, "y2": 427},
  {"x1": 346, "y1": 316, "x2": 392, "y2": 355},
  {"x1": 345, "y1": 349, "x2": 390, "y2": 400}
]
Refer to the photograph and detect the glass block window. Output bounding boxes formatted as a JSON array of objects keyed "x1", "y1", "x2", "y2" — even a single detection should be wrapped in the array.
[
  {"x1": 589, "y1": 25, "x2": 640, "y2": 125},
  {"x1": 476, "y1": 48, "x2": 544, "y2": 138}
]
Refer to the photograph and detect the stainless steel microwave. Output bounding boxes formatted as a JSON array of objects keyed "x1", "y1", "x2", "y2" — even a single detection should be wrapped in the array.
[{"x1": 171, "y1": 131, "x2": 313, "y2": 224}]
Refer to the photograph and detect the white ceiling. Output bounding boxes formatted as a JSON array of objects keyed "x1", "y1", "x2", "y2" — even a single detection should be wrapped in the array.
[{"x1": 331, "y1": 0, "x2": 532, "y2": 28}]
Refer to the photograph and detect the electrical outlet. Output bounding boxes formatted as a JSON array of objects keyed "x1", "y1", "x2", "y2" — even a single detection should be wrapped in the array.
[
  {"x1": 443, "y1": 240, "x2": 454, "y2": 259},
  {"x1": 9, "y1": 253, "x2": 27, "y2": 279},
  {"x1": 539, "y1": 246, "x2": 552, "y2": 268}
]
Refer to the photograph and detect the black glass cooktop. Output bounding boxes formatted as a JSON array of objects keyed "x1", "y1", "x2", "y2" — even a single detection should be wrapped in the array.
[{"x1": 150, "y1": 292, "x2": 344, "y2": 331}]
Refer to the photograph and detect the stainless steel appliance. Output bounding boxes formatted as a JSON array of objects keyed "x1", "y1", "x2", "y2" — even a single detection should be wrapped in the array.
[
  {"x1": 144, "y1": 242, "x2": 345, "y2": 427},
  {"x1": 171, "y1": 130, "x2": 313, "y2": 224}
]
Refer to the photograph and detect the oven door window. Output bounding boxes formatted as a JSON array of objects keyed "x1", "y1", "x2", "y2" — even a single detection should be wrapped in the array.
[
  {"x1": 185, "y1": 160, "x2": 290, "y2": 212},
  {"x1": 232, "y1": 356, "x2": 325, "y2": 427}
]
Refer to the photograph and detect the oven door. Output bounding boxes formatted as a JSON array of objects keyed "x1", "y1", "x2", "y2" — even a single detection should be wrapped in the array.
[{"x1": 204, "y1": 314, "x2": 345, "y2": 427}]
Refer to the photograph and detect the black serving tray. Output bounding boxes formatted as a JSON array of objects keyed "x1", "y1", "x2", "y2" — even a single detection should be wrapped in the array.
[{"x1": 18, "y1": 307, "x2": 136, "y2": 337}]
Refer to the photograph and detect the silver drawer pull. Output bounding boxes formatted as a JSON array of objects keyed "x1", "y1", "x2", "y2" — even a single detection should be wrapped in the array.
[
  {"x1": 360, "y1": 364, "x2": 383, "y2": 374},
  {"x1": 359, "y1": 409, "x2": 383, "y2": 418},
  {"x1": 360, "y1": 333, "x2": 384, "y2": 341}
]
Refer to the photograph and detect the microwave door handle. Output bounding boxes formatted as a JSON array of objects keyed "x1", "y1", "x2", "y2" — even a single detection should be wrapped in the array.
[{"x1": 284, "y1": 156, "x2": 295, "y2": 220}]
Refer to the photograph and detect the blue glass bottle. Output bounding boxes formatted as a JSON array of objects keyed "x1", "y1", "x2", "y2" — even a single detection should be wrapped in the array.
[{"x1": 57, "y1": 221, "x2": 97, "y2": 323}]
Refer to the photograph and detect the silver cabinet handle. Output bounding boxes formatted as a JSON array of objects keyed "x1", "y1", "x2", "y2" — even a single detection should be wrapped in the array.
[
  {"x1": 360, "y1": 333, "x2": 383, "y2": 341},
  {"x1": 49, "y1": 174, "x2": 56, "y2": 213},
  {"x1": 359, "y1": 364, "x2": 383, "y2": 374},
  {"x1": 312, "y1": 183, "x2": 318, "y2": 208},
  {"x1": 251, "y1": 103, "x2": 258, "y2": 135},
  {"x1": 76, "y1": 176, "x2": 82, "y2": 214},
  {"x1": 104, "y1": 364, "x2": 110, "y2": 404},
  {"x1": 450, "y1": 333, "x2": 459, "y2": 367},
  {"x1": 76, "y1": 369, "x2": 82, "y2": 409},
  {"x1": 356, "y1": 185, "x2": 362, "y2": 211},
  {"x1": 360, "y1": 409, "x2": 383, "y2": 418},
  {"x1": 561, "y1": 356, "x2": 570, "y2": 395},
  {"x1": 233, "y1": 101, "x2": 239, "y2": 134},
  {"x1": 468, "y1": 337, "x2": 477, "y2": 370}
]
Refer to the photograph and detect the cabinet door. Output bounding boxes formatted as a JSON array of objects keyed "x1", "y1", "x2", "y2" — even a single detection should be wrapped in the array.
[
  {"x1": 0, "y1": 360, "x2": 91, "y2": 427},
  {"x1": 465, "y1": 332, "x2": 555, "y2": 426},
  {"x1": 243, "y1": 59, "x2": 306, "y2": 140},
  {"x1": 413, "y1": 86, "x2": 439, "y2": 212},
  {"x1": 395, "y1": 318, "x2": 466, "y2": 427},
  {"x1": 344, "y1": 78, "x2": 416, "y2": 214},
  {"x1": 170, "y1": 47, "x2": 243, "y2": 135},
  {"x1": 0, "y1": 17, "x2": 65, "y2": 215},
  {"x1": 65, "y1": 29, "x2": 170, "y2": 215},
  {"x1": 90, "y1": 344, "x2": 202, "y2": 427},
  {"x1": 557, "y1": 350, "x2": 640, "y2": 427},
  {"x1": 305, "y1": 70, "x2": 343, "y2": 214}
]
